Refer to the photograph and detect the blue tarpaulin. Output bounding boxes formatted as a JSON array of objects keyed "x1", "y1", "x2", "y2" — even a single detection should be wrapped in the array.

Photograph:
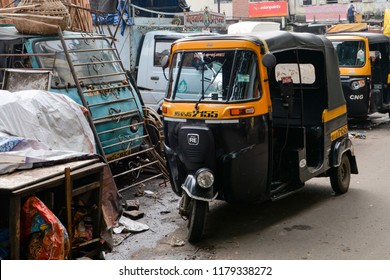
[{"x1": 90, "y1": 0, "x2": 190, "y2": 35}]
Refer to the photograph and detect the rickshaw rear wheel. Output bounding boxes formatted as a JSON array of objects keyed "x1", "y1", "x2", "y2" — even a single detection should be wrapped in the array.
[
  {"x1": 330, "y1": 153, "x2": 351, "y2": 194},
  {"x1": 187, "y1": 200, "x2": 208, "y2": 244}
]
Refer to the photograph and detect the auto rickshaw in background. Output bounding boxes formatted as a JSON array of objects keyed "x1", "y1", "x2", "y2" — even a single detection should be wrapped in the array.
[
  {"x1": 161, "y1": 31, "x2": 359, "y2": 243},
  {"x1": 326, "y1": 32, "x2": 390, "y2": 118}
]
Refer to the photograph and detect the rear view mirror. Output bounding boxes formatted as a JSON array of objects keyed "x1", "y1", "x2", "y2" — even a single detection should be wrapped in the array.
[
  {"x1": 161, "y1": 55, "x2": 170, "y2": 70},
  {"x1": 262, "y1": 53, "x2": 276, "y2": 68},
  {"x1": 161, "y1": 55, "x2": 170, "y2": 81}
]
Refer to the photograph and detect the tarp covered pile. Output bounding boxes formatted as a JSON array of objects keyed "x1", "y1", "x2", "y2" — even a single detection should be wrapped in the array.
[{"x1": 0, "y1": 89, "x2": 96, "y2": 174}]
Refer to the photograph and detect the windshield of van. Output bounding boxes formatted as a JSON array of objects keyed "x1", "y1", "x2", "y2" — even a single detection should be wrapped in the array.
[
  {"x1": 34, "y1": 38, "x2": 125, "y2": 88},
  {"x1": 331, "y1": 40, "x2": 366, "y2": 67},
  {"x1": 166, "y1": 50, "x2": 261, "y2": 103}
]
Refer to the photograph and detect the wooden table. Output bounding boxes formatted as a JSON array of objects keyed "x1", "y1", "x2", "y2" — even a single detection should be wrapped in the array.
[{"x1": 0, "y1": 158, "x2": 106, "y2": 259}]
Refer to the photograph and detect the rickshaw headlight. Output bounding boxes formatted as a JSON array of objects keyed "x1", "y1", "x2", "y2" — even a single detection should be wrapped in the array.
[
  {"x1": 351, "y1": 80, "x2": 365, "y2": 90},
  {"x1": 196, "y1": 169, "x2": 214, "y2": 188}
]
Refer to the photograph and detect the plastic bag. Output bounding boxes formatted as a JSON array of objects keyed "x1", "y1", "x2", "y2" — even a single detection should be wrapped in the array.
[{"x1": 21, "y1": 196, "x2": 70, "y2": 260}]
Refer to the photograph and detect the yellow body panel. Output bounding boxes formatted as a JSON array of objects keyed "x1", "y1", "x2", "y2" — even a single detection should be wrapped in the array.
[
  {"x1": 322, "y1": 104, "x2": 347, "y2": 122},
  {"x1": 163, "y1": 100, "x2": 269, "y2": 120},
  {"x1": 172, "y1": 39, "x2": 258, "y2": 52}
]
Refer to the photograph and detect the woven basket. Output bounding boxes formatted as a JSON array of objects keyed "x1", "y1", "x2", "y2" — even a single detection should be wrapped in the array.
[{"x1": 13, "y1": 0, "x2": 70, "y2": 35}]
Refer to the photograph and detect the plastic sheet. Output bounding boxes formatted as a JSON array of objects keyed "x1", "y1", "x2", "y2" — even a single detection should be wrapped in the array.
[
  {"x1": 0, "y1": 90, "x2": 96, "y2": 174},
  {"x1": 21, "y1": 196, "x2": 70, "y2": 260}
]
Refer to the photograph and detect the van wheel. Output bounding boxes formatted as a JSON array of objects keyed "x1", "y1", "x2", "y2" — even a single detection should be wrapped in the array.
[
  {"x1": 330, "y1": 154, "x2": 351, "y2": 194},
  {"x1": 187, "y1": 200, "x2": 208, "y2": 244}
]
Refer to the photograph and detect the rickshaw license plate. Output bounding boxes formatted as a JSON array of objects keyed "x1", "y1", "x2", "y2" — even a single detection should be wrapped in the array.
[{"x1": 331, "y1": 125, "x2": 348, "y2": 141}]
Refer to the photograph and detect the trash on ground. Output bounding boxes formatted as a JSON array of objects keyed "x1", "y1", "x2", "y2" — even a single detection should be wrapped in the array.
[
  {"x1": 123, "y1": 199, "x2": 140, "y2": 211},
  {"x1": 171, "y1": 239, "x2": 186, "y2": 247},
  {"x1": 349, "y1": 132, "x2": 366, "y2": 139},
  {"x1": 112, "y1": 232, "x2": 131, "y2": 247},
  {"x1": 144, "y1": 190, "x2": 155, "y2": 196},
  {"x1": 114, "y1": 216, "x2": 149, "y2": 234}
]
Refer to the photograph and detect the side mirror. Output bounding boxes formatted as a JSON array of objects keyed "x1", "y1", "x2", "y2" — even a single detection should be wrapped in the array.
[
  {"x1": 161, "y1": 55, "x2": 170, "y2": 81},
  {"x1": 161, "y1": 55, "x2": 170, "y2": 70},
  {"x1": 262, "y1": 53, "x2": 276, "y2": 68}
]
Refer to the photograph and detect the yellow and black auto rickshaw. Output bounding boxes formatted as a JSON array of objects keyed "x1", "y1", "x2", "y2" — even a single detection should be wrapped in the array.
[
  {"x1": 161, "y1": 31, "x2": 358, "y2": 242},
  {"x1": 326, "y1": 32, "x2": 390, "y2": 118}
]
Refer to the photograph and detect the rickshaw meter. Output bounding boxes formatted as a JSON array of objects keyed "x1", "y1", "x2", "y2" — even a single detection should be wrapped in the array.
[{"x1": 196, "y1": 169, "x2": 214, "y2": 188}]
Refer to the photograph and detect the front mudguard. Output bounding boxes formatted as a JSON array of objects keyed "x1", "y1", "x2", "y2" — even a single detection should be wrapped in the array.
[
  {"x1": 164, "y1": 143, "x2": 182, "y2": 196},
  {"x1": 182, "y1": 175, "x2": 218, "y2": 202},
  {"x1": 331, "y1": 137, "x2": 358, "y2": 174}
]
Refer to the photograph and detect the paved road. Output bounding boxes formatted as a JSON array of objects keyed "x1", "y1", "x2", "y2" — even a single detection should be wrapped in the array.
[{"x1": 106, "y1": 113, "x2": 390, "y2": 260}]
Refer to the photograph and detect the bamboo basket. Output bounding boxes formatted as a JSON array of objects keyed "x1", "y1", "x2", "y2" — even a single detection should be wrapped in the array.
[
  {"x1": 0, "y1": 0, "x2": 14, "y2": 25},
  {"x1": 13, "y1": 0, "x2": 70, "y2": 35}
]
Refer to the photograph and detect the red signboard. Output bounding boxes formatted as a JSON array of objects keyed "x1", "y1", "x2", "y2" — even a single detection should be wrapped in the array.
[
  {"x1": 249, "y1": 1, "x2": 288, "y2": 18},
  {"x1": 305, "y1": 4, "x2": 348, "y2": 22}
]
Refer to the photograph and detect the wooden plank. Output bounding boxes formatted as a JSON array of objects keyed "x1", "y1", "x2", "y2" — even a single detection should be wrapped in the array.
[
  {"x1": 9, "y1": 196, "x2": 20, "y2": 259},
  {"x1": 64, "y1": 167, "x2": 73, "y2": 259},
  {"x1": 72, "y1": 181, "x2": 100, "y2": 196},
  {"x1": 0, "y1": 4, "x2": 40, "y2": 13},
  {"x1": 0, "y1": 159, "x2": 99, "y2": 192}
]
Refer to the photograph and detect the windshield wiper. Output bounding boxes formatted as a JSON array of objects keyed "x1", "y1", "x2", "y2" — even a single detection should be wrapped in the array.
[{"x1": 194, "y1": 61, "x2": 206, "y2": 111}]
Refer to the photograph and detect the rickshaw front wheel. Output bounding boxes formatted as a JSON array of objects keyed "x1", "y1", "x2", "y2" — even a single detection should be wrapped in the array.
[
  {"x1": 187, "y1": 200, "x2": 208, "y2": 244},
  {"x1": 330, "y1": 153, "x2": 351, "y2": 194}
]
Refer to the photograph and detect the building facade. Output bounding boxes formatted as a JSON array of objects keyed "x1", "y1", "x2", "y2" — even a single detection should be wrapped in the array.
[{"x1": 186, "y1": 0, "x2": 390, "y2": 24}]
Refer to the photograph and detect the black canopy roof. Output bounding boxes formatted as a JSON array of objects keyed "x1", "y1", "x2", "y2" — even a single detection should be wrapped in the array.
[{"x1": 326, "y1": 32, "x2": 390, "y2": 45}]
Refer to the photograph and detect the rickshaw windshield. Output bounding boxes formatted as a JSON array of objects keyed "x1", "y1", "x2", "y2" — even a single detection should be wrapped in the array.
[
  {"x1": 34, "y1": 38, "x2": 126, "y2": 88},
  {"x1": 331, "y1": 40, "x2": 366, "y2": 67},
  {"x1": 166, "y1": 50, "x2": 261, "y2": 103}
]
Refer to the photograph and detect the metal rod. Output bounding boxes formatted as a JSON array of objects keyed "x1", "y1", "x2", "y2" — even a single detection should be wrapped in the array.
[
  {"x1": 107, "y1": 147, "x2": 154, "y2": 164},
  {"x1": 117, "y1": 173, "x2": 164, "y2": 192},
  {"x1": 83, "y1": 84, "x2": 129, "y2": 93},
  {"x1": 88, "y1": 97, "x2": 134, "y2": 108},
  {"x1": 92, "y1": 109, "x2": 139, "y2": 122},
  {"x1": 65, "y1": 48, "x2": 116, "y2": 53},
  {"x1": 113, "y1": 0, "x2": 130, "y2": 41},
  {"x1": 78, "y1": 72, "x2": 126, "y2": 80},
  {"x1": 57, "y1": 27, "x2": 107, "y2": 161},
  {"x1": 113, "y1": 160, "x2": 160, "y2": 178},
  {"x1": 97, "y1": 123, "x2": 135, "y2": 135},
  {"x1": 102, "y1": 135, "x2": 148, "y2": 150},
  {"x1": 0, "y1": 53, "x2": 56, "y2": 57},
  {"x1": 73, "y1": 60, "x2": 121, "y2": 67}
]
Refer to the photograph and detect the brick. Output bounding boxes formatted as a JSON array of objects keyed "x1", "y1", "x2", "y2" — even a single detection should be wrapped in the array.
[
  {"x1": 123, "y1": 199, "x2": 140, "y2": 211},
  {"x1": 123, "y1": 210, "x2": 144, "y2": 220}
]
